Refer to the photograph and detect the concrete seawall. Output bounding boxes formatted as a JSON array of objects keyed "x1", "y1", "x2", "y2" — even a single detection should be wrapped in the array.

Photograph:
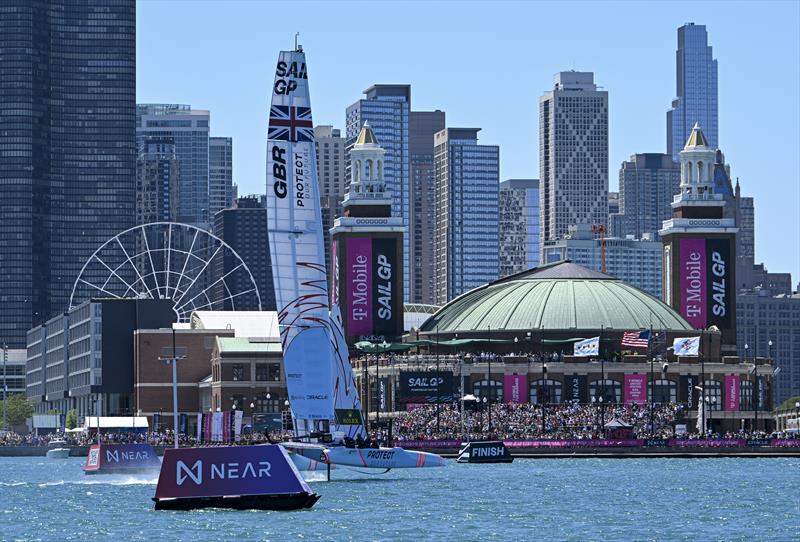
[{"x1": 0, "y1": 446, "x2": 168, "y2": 457}]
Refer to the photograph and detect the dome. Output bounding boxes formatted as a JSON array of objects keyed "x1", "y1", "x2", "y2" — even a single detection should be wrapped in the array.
[{"x1": 419, "y1": 261, "x2": 692, "y2": 334}]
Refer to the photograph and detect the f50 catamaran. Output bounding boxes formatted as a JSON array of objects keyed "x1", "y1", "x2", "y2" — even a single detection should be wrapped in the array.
[{"x1": 264, "y1": 45, "x2": 444, "y2": 471}]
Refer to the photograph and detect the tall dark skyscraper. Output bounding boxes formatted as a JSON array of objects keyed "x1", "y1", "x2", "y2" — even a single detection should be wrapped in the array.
[
  {"x1": 0, "y1": 1, "x2": 137, "y2": 348},
  {"x1": 213, "y1": 197, "x2": 276, "y2": 311}
]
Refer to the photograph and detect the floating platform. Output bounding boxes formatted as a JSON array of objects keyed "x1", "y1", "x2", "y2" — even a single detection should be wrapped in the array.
[
  {"x1": 83, "y1": 443, "x2": 161, "y2": 475},
  {"x1": 152, "y1": 444, "x2": 319, "y2": 512},
  {"x1": 457, "y1": 441, "x2": 514, "y2": 463}
]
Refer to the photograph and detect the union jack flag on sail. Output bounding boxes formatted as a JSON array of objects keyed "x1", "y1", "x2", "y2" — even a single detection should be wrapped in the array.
[
  {"x1": 268, "y1": 105, "x2": 314, "y2": 142},
  {"x1": 622, "y1": 330, "x2": 650, "y2": 348}
]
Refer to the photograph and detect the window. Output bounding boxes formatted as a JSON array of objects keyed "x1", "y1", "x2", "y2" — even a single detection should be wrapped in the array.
[
  {"x1": 472, "y1": 379, "x2": 502, "y2": 402},
  {"x1": 589, "y1": 379, "x2": 622, "y2": 403},
  {"x1": 530, "y1": 379, "x2": 562, "y2": 404},
  {"x1": 649, "y1": 379, "x2": 677, "y2": 403},
  {"x1": 232, "y1": 364, "x2": 244, "y2": 381}
]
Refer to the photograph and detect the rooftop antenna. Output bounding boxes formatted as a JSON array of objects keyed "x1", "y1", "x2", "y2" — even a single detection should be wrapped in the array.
[{"x1": 295, "y1": 32, "x2": 302, "y2": 52}]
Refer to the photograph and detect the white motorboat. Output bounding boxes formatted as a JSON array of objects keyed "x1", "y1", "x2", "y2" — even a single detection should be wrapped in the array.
[{"x1": 46, "y1": 439, "x2": 71, "y2": 459}]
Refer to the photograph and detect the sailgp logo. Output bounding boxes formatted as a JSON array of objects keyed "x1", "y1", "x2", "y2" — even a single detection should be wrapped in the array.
[{"x1": 177, "y1": 460, "x2": 202, "y2": 486}]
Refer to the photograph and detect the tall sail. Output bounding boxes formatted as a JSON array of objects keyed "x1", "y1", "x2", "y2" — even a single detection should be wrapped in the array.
[
  {"x1": 265, "y1": 48, "x2": 364, "y2": 438},
  {"x1": 266, "y1": 49, "x2": 333, "y2": 435}
]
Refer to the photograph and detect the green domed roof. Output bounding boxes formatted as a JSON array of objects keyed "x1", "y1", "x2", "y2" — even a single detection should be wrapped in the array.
[{"x1": 420, "y1": 261, "x2": 692, "y2": 333}]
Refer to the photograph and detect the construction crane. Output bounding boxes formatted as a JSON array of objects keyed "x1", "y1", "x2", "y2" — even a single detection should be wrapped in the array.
[{"x1": 592, "y1": 223, "x2": 608, "y2": 274}]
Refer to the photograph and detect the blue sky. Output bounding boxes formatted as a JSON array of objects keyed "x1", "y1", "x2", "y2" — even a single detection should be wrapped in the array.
[{"x1": 136, "y1": 0, "x2": 800, "y2": 283}]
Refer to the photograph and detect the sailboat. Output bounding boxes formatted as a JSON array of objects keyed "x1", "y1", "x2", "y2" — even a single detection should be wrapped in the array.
[{"x1": 264, "y1": 45, "x2": 445, "y2": 471}]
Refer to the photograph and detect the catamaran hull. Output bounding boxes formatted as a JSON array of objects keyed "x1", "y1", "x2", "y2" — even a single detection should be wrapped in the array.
[{"x1": 286, "y1": 443, "x2": 445, "y2": 469}]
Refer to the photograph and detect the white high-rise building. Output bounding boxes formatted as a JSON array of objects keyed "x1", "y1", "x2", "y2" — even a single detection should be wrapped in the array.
[
  {"x1": 499, "y1": 179, "x2": 540, "y2": 277},
  {"x1": 209, "y1": 136, "x2": 234, "y2": 216},
  {"x1": 539, "y1": 71, "x2": 608, "y2": 263}
]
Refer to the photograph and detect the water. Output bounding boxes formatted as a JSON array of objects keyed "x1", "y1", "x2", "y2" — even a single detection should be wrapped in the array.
[{"x1": 1, "y1": 456, "x2": 798, "y2": 541}]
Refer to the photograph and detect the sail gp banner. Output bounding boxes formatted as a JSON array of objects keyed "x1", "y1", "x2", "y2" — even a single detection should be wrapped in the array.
[
  {"x1": 344, "y1": 237, "x2": 401, "y2": 338},
  {"x1": 154, "y1": 445, "x2": 310, "y2": 500},
  {"x1": 679, "y1": 238, "x2": 732, "y2": 330},
  {"x1": 503, "y1": 375, "x2": 528, "y2": 403}
]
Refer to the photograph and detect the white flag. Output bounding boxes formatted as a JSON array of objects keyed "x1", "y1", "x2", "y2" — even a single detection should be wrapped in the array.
[
  {"x1": 573, "y1": 337, "x2": 599, "y2": 357},
  {"x1": 673, "y1": 336, "x2": 700, "y2": 357}
]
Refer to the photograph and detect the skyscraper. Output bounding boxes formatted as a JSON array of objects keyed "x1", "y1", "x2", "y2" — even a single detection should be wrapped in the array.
[
  {"x1": 136, "y1": 104, "x2": 210, "y2": 228},
  {"x1": 667, "y1": 23, "x2": 718, "y2": 161},
  {"x1": 0, "y1": 0, "x2": 137, "y2": 348},
  {"x1": 539, "y1": 71, "x2": 609, "y2": 262},
  {"x1": 433, "y1": 128, "x2": 499, "y2": 305},
  {"x1": 136, "y1": 137, "x2": 180, "y2": 224},
  {"x1": 346, "y1": 85, "x2": 411, "y2": 302},
  {"x1": 314, "y1": 125, "x2": 347, "y2": 275},
  {"x1": 499, "y1": 179, "x2": 540, "y2": 278},
  {"x1": 618, "y1": 153, "x2": 681, "y2": 240},
  {"x1": 409, "y1": 110, "x2": 446, "y2": 304},
  {"x1": 209, "y1": 136, "x2": 234, "y2": 216},
  {"x1": 213, "y1": 196, "x2": 275, "y2": 311},
  {"x1": 734, "y1": 180, "x2": 755, "y2": 289}
]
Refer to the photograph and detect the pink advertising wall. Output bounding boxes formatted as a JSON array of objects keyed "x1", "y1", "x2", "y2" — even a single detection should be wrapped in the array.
[
  {"x1": 724, "y1": 374, "x2": 740, "y2": 411},
  {"x1": 624, "y1": 374, "x2": 647, "y2": 405}
]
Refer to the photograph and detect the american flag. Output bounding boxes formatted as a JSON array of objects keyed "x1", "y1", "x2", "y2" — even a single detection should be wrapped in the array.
[
  {"x1": 622, "y1": 330, "x2": 650, "y2": 348},
  {"x1": 268, "y1": 105, "x2": 314, "y2": 142}
]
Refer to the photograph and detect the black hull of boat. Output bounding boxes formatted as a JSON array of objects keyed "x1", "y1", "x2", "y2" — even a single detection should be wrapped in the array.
[{"x1": 152, "y1": 491, "x2": 320, "y2": 511}]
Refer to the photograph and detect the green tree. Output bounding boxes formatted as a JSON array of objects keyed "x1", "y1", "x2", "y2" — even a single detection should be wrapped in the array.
[
  {"x1": 65, "y1": 409, "x2": 77, "y2": 430},
  {"x1": 1, "y1": 394, "x2": 34, "y2": 427}
]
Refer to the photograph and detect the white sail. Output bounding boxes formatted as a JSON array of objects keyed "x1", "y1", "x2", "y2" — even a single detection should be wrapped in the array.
[
  {"x1": 330, "y1": 304, "x2": 366, "y2": 439},
  {"x1": 266, "y1": 49, "x2": 334, "y2": 434}
]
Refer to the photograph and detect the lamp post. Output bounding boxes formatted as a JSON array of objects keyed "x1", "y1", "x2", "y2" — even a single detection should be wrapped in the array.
[
  {"x1": 249, "y1": 402, "x2": 255, "y2": 430},
  {"x1": 649, "y1": 354, "x2": 655, "y2": 435},
  {"x1": 598, "y1": 395, "x2": 604, "y2": 436},
  {"x1": 481, "y1": 396, "x2": 487, "y2": 434},
  {"x1": 2, "y1": 343, "x2": 6, "y2": 432},
  {"x1": 436, "y1": 326, "x2": 440, "y2": 433},
  {"x1": 541, "y1": 362, "x2": 548, "y2": 435}
]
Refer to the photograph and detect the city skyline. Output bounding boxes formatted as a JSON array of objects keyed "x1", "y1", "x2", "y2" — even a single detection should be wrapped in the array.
[{"x1": 136, "y1": 1, "x2": 800, "y2": 283}]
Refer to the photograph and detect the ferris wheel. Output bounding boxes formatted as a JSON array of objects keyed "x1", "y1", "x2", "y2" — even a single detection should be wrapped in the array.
[{"x1": 70, "y1": 222, "x2": 262, "y2": 321}]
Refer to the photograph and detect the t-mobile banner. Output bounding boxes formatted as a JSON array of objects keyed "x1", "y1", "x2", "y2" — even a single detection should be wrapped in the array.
[
  {"x1": 724, "y1": 374, "x2": 740, "y2": 411},
  {"x1": 679, "y1": 375, "x2": 698, "y2": 409},
  {"x1": 372, "y1": 238, "x2": 400, "y2": 337},
  {"x1": 680, "y1": 239, "x2": 707, "y2": 329},
  {"x1": 503, "y1": 375, "x2": 528, "y2": 404},
  {"x1": 706, "y1": 239, "x2": 732, "y2": 330},
  {"x1": 331, "y1": 240, "x2": 339, "y2": 306},
  {"x1": 563, "y1": 375, "x2": 588, "y2": 403},
  {"x1": 346, "y1": 237, "x2": 372, "y2": 335},
  {"x1": 624, "y1": 374, "x2": 647, "y2": 405}
]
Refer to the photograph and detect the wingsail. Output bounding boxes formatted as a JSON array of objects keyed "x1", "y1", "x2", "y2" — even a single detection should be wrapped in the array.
[
  {"x1": 265, "y1": 48, "x2": 365, "y2": 439},
  {"x1": 266, "y1": 48, "x2": 334, "y2": 436}
]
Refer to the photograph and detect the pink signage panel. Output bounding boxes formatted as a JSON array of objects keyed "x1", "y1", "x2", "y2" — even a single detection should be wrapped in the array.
[
  {"x1": 679, "y1": 239, "x2": 707, "y2": 329},
  {"x1": 624, "y1": 374, "x2": 647, "y2": 405},
  {"x1": 724, "y1": 374, "x2": 740, "y2": 411},
  {"x1": 346, "y1": 237, "x2": 372, "y2": 335},
  {"x1": 503, "y1": 374, "x2": 528, "y2": 404}
]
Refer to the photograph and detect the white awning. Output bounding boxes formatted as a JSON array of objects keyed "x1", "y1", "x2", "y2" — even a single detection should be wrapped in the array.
[{"x1": 83, "y1": 416, "x2": 150, "y2": 429}]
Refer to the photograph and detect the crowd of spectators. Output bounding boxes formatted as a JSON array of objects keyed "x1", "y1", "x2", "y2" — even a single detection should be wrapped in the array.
[
  {"x1": 0, "y1": 429, "x2": 294, "y2": 448},
  {"x1": 392, "y1": 401, "x2": 780, "y2": 441}
]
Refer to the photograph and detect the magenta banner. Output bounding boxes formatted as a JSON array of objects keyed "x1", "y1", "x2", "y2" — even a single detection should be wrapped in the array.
[
  {"x1": 346, "y1": 237, "x2": 372, "y2": 335},
  {"x1": 679, "y1": 238, "x2": 707, "y2": 328},
  {"x1": 724, "y1": 375, "x2": 740, "y2": 411},
  {"x1": 669, "y1": 439, "x2": 745, "y2": 447},
  {"x1": 624, "y1": 374, "x2": 647, "y2": 405},
  {"x1": 503, "y1": 374, "x2": 528, "y2": 404}
]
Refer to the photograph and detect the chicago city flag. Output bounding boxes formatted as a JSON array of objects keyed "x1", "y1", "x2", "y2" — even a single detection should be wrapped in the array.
[
  {"x1": 573, "y1": 337, "x2": 600, "y2": 357},
  {"x1": 672, "y1": 336, "x2": 700, "y2": 357}
]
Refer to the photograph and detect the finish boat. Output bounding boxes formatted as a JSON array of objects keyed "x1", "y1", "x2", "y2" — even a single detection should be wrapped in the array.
[
  {"x1": 84, "y1": 443, "x2": 161, "y2": 475},
  {"x1": 457, "y1": 441, "x2": 514, "y2": 464},
  {"x1": 264, "y1": 45, "x2": 445, "y2": 473},
  {"x1": 152, "y1": 445, "x2": 319, "y2": 511}
]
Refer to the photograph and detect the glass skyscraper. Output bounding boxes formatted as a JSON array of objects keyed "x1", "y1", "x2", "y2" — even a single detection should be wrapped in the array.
[
  {"x1": 136, "y1": 104, "x2": 210, "y2": 228},
  {"x1": 499, "y1": 179, "x2": 540, "y2": 278},
  {"x1": 346, "y1": 85, "x2": 411, "y2": 302},
  {"x1": 433, "y1": 128, "x2": 500, "y2": 304},
  {"x1": 667, "y1": 23, "x2": 718, "y2": 161},
  {"x1": 209, "y1": 136, "x2": 234, "y2": 217},
  {"x1": 0, "y1": 0, "x2": 136, "y2": 348}
]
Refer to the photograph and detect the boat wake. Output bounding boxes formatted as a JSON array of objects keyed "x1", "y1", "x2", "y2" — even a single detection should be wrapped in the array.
[{"x1": 36, "y1": 476, "x2": 158, "y2": 487}]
